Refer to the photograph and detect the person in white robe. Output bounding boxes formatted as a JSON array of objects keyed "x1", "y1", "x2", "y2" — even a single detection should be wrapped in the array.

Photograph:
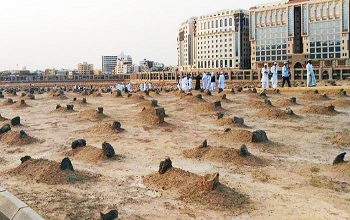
[
  {"x1": 202, "y1": 73, "x2": 208, "y2": 90},
  {"x1": 140, "y1": 82, "x2": 144, "y2": 91},
  {"x1": 181, "y1": 75, "x2": 188, "y2": 91},
  {"x1": 188, "y1": 76, "x2": 193, "y2": 90},
  {"x1": 218, "y1": 72, "x2": 226, "y2": 90},
  {"x1": 306, "y1": 59, "x2": 317, "y2": 87},
  {"x1": 261, "y1": 63, "x2": 270, "y2": 89},
  {"x1": 177, "y1": 76, "x2": 182, "y2": 90},
  {"x1": 144, "y1": 82, "x2": 148, "y2": 91},
  {"x1": 207, "y1": 73, "x2": 212, "y2": 90},
  {"x1": 126, "y1": 83, "x2": 131, "y2": 92},
  {"x1": 148, "y1": 82, "x2": 152, "y2": 90},
  {"x1": 270, "y1": 62, "x2": 278, "y2": 89}
]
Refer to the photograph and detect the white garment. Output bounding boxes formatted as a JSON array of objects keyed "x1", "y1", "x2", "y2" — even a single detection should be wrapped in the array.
[
  {"x1": 126, "y1": 83, "x2": 131, "y2": 91},
  {"x1": 306, "y1": 63, "x2": 317, "y2": 87},
  {"x1": 140, "y1": 83, "x2": 144, "y2": 91},
  {"x1": 210, "y1": 74, "x2": 216, "y2": 91},
  {"x1": 206, "y1": 75, "x2": 212, "y2": 90},
  {"x1": 144, "y1": 82, "x2": 147, "y2": 90},
  {"x1": 270, "y1": 65, "x2": 278, "y2": 89},
  {"x1": 148, "y1": 83, "x2": 152, "y2": 90},
  {"x1": 218, "y1": 74, "x2": 225, "y2": 89},
  {"x1": 177, "y1": 78, "x2": 182, "y2": 90},
  {"x1": 202, "y1": 74, "x2": 208, "y2": 90},
  {"x1": 261, "y1": 67, "x2": 270, "y2": 89},
  {"x1": 188, "y1": 78, "x2": 193, "y2": 90},
  {"x1": 181, "y1": 77, "x2": 188, "y2": 91}
]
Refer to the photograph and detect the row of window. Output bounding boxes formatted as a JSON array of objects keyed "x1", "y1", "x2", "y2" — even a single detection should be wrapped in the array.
[
  {"x1": 197, "y1": 59, "x2": 249, "y2": 68},
  {"x1": 256, "y1": 56, "x2": 288, "y2": 62}
]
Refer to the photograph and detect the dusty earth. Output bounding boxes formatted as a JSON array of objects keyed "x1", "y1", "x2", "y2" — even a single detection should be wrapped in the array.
[{"x1": 0, "y1": 82, "x2": 350, "y2": 220}]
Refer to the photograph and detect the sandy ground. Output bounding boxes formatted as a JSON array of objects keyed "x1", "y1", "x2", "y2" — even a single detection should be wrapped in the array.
[{"x1": 0, "y1": 83, "x2": 350, "y2": 220}]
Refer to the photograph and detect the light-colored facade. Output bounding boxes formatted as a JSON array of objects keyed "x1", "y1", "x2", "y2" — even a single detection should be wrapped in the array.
[
  {"x1": 250, "y1": 0, "x2": 350, "y2": 77},
  {"x1": 115, "y1": 53, "x2": 133, "y2": 74},
  {"x1": 195, "y1": 9, "x2": 251, "y2": 70},
  {"x1": 102, "y1": 56, "x2": 118, "y2": 75},
  {"x1": 77, "y1": 62, "x2": 94, "y2": 75},
  {"x1": 177, "y1": 17, "x2": 197, "y2": 71},
  {"x1": 56, "y1": 69, "x2": 68, "y2": 76}
]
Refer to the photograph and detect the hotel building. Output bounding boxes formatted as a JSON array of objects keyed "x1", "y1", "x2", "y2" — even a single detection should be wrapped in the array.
[
  {"x1": 77, "y1": 62, "x2": 94, "y2": 75},
  {"x1": 177, "y1": 9, "x2": 251, "y2": 71},
  {"x1": 177, "y1": 17, "x2": 197, "y2": 71},
  {"x1": 102, "y1": 56, "x2": 119, "y2": 75},
  {"x1": 250, "y1": 0, "x2": 350, "y2": 79}
]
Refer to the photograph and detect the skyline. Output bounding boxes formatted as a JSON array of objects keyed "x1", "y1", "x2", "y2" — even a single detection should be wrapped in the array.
[{"x1": 0, "y1": 0, "x2": 273, "y2": 71}]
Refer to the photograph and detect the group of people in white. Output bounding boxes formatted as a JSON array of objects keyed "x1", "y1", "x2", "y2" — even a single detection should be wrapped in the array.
[
  {"x1": 139, "y1": 81, "x2": 153, "y2": 92},
  {"x1": 260, "y1": 59, "x2": 317, "y2": 89},
  {"x1": 108, "y1": 82, "x2": 131, "y2": 92},
  {"x1": 177, "y1": 72, "x2": 226, "y2": 92}
]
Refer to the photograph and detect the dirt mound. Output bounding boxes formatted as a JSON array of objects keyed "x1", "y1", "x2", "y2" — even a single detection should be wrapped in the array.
[
  {"x1": 1, "y1": 99, "x2": 15, "y2": 106},
  {"x1": 299, "y1": 105, "x2": 338, "y2": 116},
  {"x1": 327, "y1": 99, "x2": 350, "y2": 108},
  {"x1": 302, "y1": 93, "x2": 330, "y2": 101},
  {"x1": 143, "y1": 168, "x2": 249, "y2": 211},
  {"x1": 83, "y1": 123, "x2": 124, "y2": 134},
  {"x1": 128, "y1": 94, "x2": 145, "y2": 102},
  {"x1": 221, "y1": 129, "x2": 253, "y2": 143},
  {"x1": 51, "y1": 107, "x2": 75, "y2": 114},
  {"x1": 91, "y1": 92, "x2": 102, "y2": 97},
  {"x1": 181, "y1": 95, "x2": 205, "y2": 103},
  {"x1": 136, "y1": 107, "x2": 165, "y2": 125},
  {"x1": 0, "y1": 157, "x2": 7, "y2": 165},
  {"x1": 247, "y1": 100, "x2": 273, "y2": 109},
  {"x1": 257, "y1": 108, "x2": 298, "y2": 119},
  {"x1": 9, "y1": 158, "x2": 99, "y2": 185},
  {"x1": 0, "y1": 131, "x2": 38, "y2": 145},
  {"x1": 65, "y1": 146, "x2": 122, "y2": 163},
  {"x1": 13, "y1": 100, "x2": 30, "y2": 109},
  {"x1": 136, "y1": 101, "x2": 156, "y2": 108},
  {"x1": 274, "y1": 99, "x2": 298, "y2": 107},
  {"x1": 50, "y1": 92, "x2": 68, "y2": 100},
  {"x1": 78, "y1": 109, "x2": 108, "y2": 121},
  {"x1": 183, "y1": 146, "x2": 265, "y2": 166},
  {"x1": 192, "y1": 102, "x2": 225, "y2": 113},
  {"x1": 329, "y1": 130, "x2": 350, "y2": 147}
]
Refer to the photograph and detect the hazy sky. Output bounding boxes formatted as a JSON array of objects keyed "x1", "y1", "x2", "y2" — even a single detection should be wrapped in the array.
[{"x1": 0, "y1": 0, "x2": 272, "y2": 71}]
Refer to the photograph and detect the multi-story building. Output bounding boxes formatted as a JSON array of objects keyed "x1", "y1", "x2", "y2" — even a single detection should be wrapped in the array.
[
  {"x1": 177, "y1": 17, "x2": 197, "y2": 71},
  {"x1": 77, "y1": 62, "x2": 93, "y2": 75},
  {"x1": 195, "y1": 9, "x2": 251, "y2": 70},
  {"x1": 115, "y1": 53, "x2": 133, "y2": 74},
  {"x1": 102, "y1": 56, "x2": 118, "y2": 75},
  {"x1": 56, "y1": 69, "x2": 68, "y2": 76},
  {"x1": 250, "y1": 0, "x2": 350, "y2": 79}
]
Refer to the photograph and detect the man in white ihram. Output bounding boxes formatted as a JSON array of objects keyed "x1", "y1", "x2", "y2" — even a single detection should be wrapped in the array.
[
  {"x1": 181, "y1": 75, "x2": 188, "y2": 91},
  {"x1": 202, "y1": 72, "x2": 208, "y2": 90},
  {"x1": 270, "y1": 62, "x2": 278, "y2": 89},
  {"x1": 188, "y1": 75, "x2": 193, "y2": 90},
  {"x1": 218, "y1": 72, "x2": 225, "y2": 92},
  {"x1": 210, "y1": 72, "x2": 216, "y2": 91},
  {"x1": 261, "y1": 63, "x2": 270, "y2": 89},
  {"x1": 306, "y1": 59, "x2": 317, "y2": 87}
]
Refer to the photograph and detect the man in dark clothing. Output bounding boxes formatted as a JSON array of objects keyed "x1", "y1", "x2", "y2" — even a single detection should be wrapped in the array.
[{"x1": 195, "y1": 74, "x2": 201, "y2": 90}]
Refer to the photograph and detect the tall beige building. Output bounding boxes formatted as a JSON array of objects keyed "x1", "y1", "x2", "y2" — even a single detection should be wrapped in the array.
[
  {"x1": 195, "y1": 9, "x2": 250, "y2": 70},
  {"x1": 77, "y1": 62, "x2": 94, "y2": 75},
  {"x1": 250, "y1": 0, "x2": 350, "y2": 79},
  {"x1": 177, "y1": 17, "x2": 197, "y2": 71}
]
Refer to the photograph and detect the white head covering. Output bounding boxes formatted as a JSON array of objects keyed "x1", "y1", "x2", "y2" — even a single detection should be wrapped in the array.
[{"x1": 264, "y1": 63, "x2": 268, "y2": 66}]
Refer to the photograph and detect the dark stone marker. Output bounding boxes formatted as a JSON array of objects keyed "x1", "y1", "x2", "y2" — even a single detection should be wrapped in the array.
[
  {"x1": 0, "y1": 124, "x2": 11, "y2": 134},
  {"x1": 20, "y1": 156, "x2": 32, "y2": 164},
  {"x1": 97, "y1": 107, "x2": 104, "y2": 114},
  {"x1": 11, "y1": 116, "x2": 20, "y2": 126},
  {"x1": 56, "y1": 104, "x2": 61, "y2": 109},
  {"x1": 196, "y1": 94, "x2": 202, "y2": 99},
  {"x1": 240, "y1": 145, "x2": 250, "y2": 157},
  {"x1": 252, "y1": 88, "x2": 257, "y2": 93},
  {"x1": 100, "y1": 209, "x2": 118, "y2": 220},
  {"x1": 82, "y1": 98, "x2": 87, "y2": 103},
  {"x1": 222, "y1": 94, "x2": 226, "y2": 100},
  {"x1": 151, "y1": 99, "x2": 158, "y2": 107},
  {"x1": 252, "y1": 130, "x2": 268, "y2": 143},
  {"x1": 201, "y1": 140, "x2": 208, "y2": 148},
  {"x1": 60, "y1": 157, "x2": 74, "y2": 171},
  {"x1": 233, "y1": 116, "x2": 244, "y2": 125},
  {"x1": 290, "y1": 97, "x2": 297, "y2": 103},
  {"x1": 102, "y1": 142, "x2": 115, "y2": 158},
  {"x1": 159, "y1": 157, "x2": 172, "y2": 174},
  {"x1": 112, "y1": 121, "x2": 121, "y2": 130},
  {"x1": 66, "y1": 105, "x2": 74, "y2": 110},
  {"x1": 71, "y1": 139, "x2": 86, "y2": 149},
  {"x1": 214, "y1": 101, "x2": 221, "y2": 108},
  {"x1": 333, "y1": 152, "x2": 346, "y2": 165},
  {"x1": 19, "y1": 130, "x2": 27, "y2": 139}
]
